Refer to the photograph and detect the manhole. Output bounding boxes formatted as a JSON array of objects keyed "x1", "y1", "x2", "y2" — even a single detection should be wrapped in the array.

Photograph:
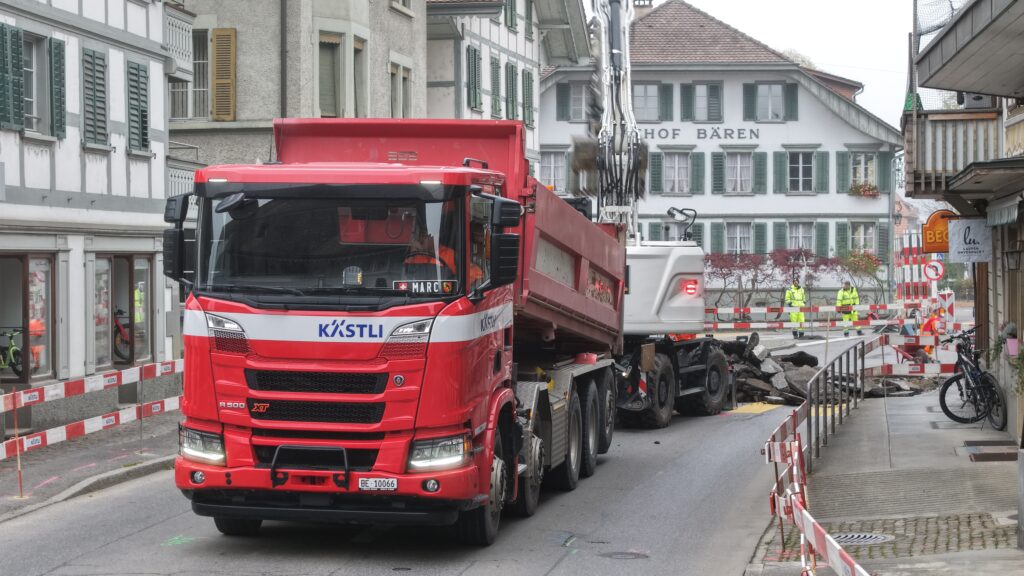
[
  {"x1": 831, "y1": 533, "x2": 894, "y2": 545},
  {"x1": 600, "y1": 551, "x2": 650, "y2": 560}
]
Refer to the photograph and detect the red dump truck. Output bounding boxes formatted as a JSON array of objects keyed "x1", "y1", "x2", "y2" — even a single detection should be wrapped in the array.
[{"x1": 162, "y1": 119, "x2": 625, "y2": 544}]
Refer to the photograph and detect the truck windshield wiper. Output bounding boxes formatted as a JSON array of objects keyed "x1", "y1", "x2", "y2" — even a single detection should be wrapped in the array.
[{"x1": 208, "y1": 283, "x2": 306, "y2": 296}]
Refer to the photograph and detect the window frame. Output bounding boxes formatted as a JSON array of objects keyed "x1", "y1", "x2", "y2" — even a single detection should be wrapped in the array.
[
  {"x1": 540, "y1": 150, "x2": 566, "y2": 192},
  {"x1": 663, "y1": 151, "x2": 690, "y2": 195},
  {"x1": 690, "y1": 81, "x2": 722, "y2": 123},
  {"x1": 0, "y1": 253, "x2": 57, "y2": 384},
  {"x1": 850, "y1": 222, "x2": 877, "y2": 254},
  {"x1": 788, "y1": 151, "x2": 814, "y2": 193},
  {"x1": 569, "y1": 82, "x2": 587, "y2": 122},
  {"x1": 788, "y1": 222, "x2": 814, "y2": 251},
  {"x1": 22, "y1": 34, "x2": 48, "y2": 135},
  {"x1": 851, "y1": 152, "x2": 876, "y2": 185},
  {"x1": 726, "y1": 222, "x2": 753, "y2": 255},
  {"x1": 725, "y1": 151, "x2": 753, "y2": 195},
  {"x1": 755, "y1": 82, "x2": 785, "y2": 122},
  {"x1": 632, "y1": 82, "x2": 660, "y2": 123}
]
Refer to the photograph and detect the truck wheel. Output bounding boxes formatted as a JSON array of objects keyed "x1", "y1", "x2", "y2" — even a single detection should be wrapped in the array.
[
  {"x1": 693, "y1": 350, "x2": 729, "y2": 416},
  {"x1": 546, "y1": 389, "x2": 581, "y2": 491},
  {"x1": 456, "y1": 432, "x2": 506, "y2": 545},
  {"x1": 579, "y1": 381, "x2": 599, "y2": 478},
  {"x1": 597, "y1": 370, "x2": 615, "y2": 454},
  {"x1": 640, "y1": 354, "x2": 675, "y2": 428},
  {"x1": 509, "y1": 434, "x2": 543, "y2": 517},
  {"x1": 213, "y1": 517, "x2": 262, "y2": 537}
]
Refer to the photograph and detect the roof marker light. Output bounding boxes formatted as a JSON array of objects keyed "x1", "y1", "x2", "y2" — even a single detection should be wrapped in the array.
[
  {"x1": 420, "y1": 180, "x2": 442, "y2": 185},
  {"x1": 208, "y1": 178, "x2": 228, "y2": 183}
]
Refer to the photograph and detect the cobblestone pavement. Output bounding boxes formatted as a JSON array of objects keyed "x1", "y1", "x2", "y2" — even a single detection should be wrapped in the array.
[{"x1": 756, "y1": 513, "x2": 1019, "y2": 563}]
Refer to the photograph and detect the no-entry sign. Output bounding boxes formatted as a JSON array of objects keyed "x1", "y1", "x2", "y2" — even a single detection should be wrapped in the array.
[{"x1": 924, "y1": 260, "x2": 945, "y2": 281}]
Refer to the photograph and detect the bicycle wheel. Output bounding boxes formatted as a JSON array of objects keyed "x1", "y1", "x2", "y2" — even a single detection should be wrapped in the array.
[
  {"x1": 8, "y1": 348, "x2": 22, "y2": 378},
  {"x1": 113, "y1": 330, "x2": 131, "y2": 361},
  {"x1": 938, "y1": 373, "x2": 985, "y2": 424},
  {"x1": 981, "y1": 374, "x2": 1008, "y2": 431}
]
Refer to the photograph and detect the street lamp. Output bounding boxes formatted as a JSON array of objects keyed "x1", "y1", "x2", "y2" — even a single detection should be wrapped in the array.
[{"x1": 1004, "y1": 241, "x2": 1024, "y2": 271}]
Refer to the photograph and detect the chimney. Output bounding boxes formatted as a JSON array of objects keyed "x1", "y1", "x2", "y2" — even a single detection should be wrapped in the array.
[{"x1": 633, "y1": 0, "x2": 654, "y2": 19}]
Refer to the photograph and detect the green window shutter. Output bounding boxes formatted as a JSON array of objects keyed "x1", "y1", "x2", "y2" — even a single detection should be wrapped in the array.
[
  {"x1": 648, "y1": 151, "x2": 664, "y2": 194},
  {"x1": 708, "y1": 83, "x2": 722, "y2": 121},
  {"x1": 752, "y1": 151, "x2": 767, "y2": 194},
  {"x1": 784, "y1": 83, "x2": 798, "y2": 121},
  {"x1": 523, "y1": 70, "x2": 534, "y2": 127},
  {"x1": 710, "y1": 222, "x2": 725, "y2": 254},
  {"x1": 691, "y1": 222, "x2": 704, "y2": 248},
  {"x1": 47, "y1": 37, "x2": 66, "y2": 138},
  {"x1": 127, "y1": 61, "x2": 149, "y2": 150},
  {"x1": 82, "y1": 49, "x2": 108, "y2": 145},
  {"x1": 474, "y1": 49, "x2": 482, "y2": 110},
  {"x1": 877, "y1": 151, "x2": 893, "y2": 193},
  {"x1": 742, "y1": 83, "x2": 756, "y2": 121},
  {"x1": 773, "y1": 222, "x2": 787, "y2": 251},
  {"x1": 490, "y1": 56, "x2": 501, "y2": 118},
  {"x1": 689, "y1": 151, "x2": 705, "y2": 194},
  {"x1": 836, "y1": 151, "x2": 851, "y2": 193},
  {"x1": 773, "y1": 151, "x2": 787, "y2": 193},
  {"x1": 658, "y1": 83, "x2": 672, "y2": 121},
  {"x1": 564, "y1": 151, "x2": 576, "y2": 194},
  {"x1": 680, "y1": 84, "x2": 694, "y2": 121},
  {"x1": 525, "y1": 0, "x2": 533, "y2": 38},
  {"x1": 877, "y1": 222, "x2": 890, "y2": 264},
  {"x1": 814, "y1": 151, "x2": 829, "y2": 193},
  {"x1": 815, "y1": 222, "x2": 829, "y2": 257},
  {"x1": 753, "y1": 222, "x2": 767, "y2": 254},
  {"x1": 711, "y1": 152, "x2": 725, "y2": 194},
  {"x1": 505, "y1": 0, "x2": 517, "y2": 30},
  {"x1": 466, "y1": 46, "x2": 475, "y2": 110},
  {"x1": 0, "y1": 24, "x2": 10, "y2": 128},
  {"x1": 505, "y1": 62, "x2": 516, "y2": 120},
  {"x1": 648, "y1": 222, "x2": 663, "y2": 241},
  {"x1": 556, "y1": 83, "x2": 569, "y2": 121},
  {"x1": 835, "y1": 222, "x2": 850, "y2": 258},
  {"x1": 0, "y1": 25, "x2": 26, "y2": 131}
]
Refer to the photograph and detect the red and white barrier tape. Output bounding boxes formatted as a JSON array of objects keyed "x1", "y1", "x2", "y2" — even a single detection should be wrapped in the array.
[
  {"x1": 0, "y1": 395, "x2": 182, "y2": 462},
  {"x1": 791, "y1": 497, "x2": 871, "y2": 576},
  {"x1": 865, "y1": 363, "x2": 958, "y2": 376},
  {"x1": 705, "y1": 302, "x2": 930, "y2": 315},
  {"x1": 0, "y1": 359, "x2": 183, "y2": 415},
  {"x1": 704, "y1": 319, "x2": 974, "y2": 331}
]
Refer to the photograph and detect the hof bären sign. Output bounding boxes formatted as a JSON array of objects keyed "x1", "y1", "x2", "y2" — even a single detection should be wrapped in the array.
[{"x1": 640, "y1": 127, "x2": 760, "y2": 142}]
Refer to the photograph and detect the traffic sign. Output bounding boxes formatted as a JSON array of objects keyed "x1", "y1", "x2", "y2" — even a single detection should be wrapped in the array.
[{"x1": 924, "y1": 260, "x2": 945, "y2": 281}]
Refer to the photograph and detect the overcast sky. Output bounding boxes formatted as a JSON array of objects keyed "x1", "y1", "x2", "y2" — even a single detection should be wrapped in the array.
[{"x1": 650, "y1": 0, "x2": 913, "y2": 128}]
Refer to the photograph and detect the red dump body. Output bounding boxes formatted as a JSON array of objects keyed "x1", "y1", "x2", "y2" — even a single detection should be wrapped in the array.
[{"x1": 273, "y1": 119, "x2": 625, "y2": 352}]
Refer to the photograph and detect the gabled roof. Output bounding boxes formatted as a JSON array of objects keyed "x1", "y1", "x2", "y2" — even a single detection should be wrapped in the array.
[{"x1": 631, "y1": 0, "x2": 792, "y2": 65}]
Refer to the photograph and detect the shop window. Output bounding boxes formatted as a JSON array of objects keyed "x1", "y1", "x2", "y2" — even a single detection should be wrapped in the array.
[
  {"x1": 0, "y1": 255, "x2": 54, "y2": 383},
  {"x1": 102, "y1": 255, "x2": 151, "y2": 366},
  {"x1": 94, "y1": 258, "x2": 112, "y2": 367},
  {"x1": 0, "y1": 257, "x2": 24, "y2": 381}
]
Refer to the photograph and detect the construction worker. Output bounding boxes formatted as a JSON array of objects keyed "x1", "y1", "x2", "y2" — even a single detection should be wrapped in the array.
[
  {"x1": 920, "y1": 309, "x2": 942, "y2": 355},
  {"x1": 837, "y1": 280, "x2": 863, "y2": 337},
  {"x1": 785, "y1": 279, "x2": 807, "y2": 339}
]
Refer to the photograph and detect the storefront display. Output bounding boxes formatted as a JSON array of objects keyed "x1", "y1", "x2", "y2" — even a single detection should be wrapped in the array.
[
  {"x1": 94, "y1": 258, "x2": 111, "y2": 367},
  {"x1": 28, "y1": 258, "x2": 51, "y2": 377}
]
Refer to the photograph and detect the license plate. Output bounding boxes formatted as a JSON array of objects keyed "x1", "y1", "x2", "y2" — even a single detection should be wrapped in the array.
[{"x1": 358, "y1": 478, "x2": 398, "y2": 491}]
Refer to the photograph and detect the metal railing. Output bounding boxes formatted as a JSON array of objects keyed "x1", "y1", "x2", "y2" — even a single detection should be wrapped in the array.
[{"x1": 164, "y1": 2, "x2": 194, "y2": 79}]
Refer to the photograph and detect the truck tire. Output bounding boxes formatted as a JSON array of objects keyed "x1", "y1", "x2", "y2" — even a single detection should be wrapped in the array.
[
  {"x1": 456, "y1": 432, "x2": 506, "y2": 545},
  {"x1": 641, "y1": 354, "x2": 675, "y2": 428},
  {"x1": 509, "y1": 434, "x2": 543, "y2": 517},
  {"x1": 579, "y1": 381, "x2": 599, "y2": 478},
  {"x1": 213, "y1": 517, "x2": 262, "y2": 537},
  {"x1": 546, "y1": 389, "x2": 582, "y2": 491},
  {"x1": 597, "y1": 370, "x2": 615, "y2": 454},
  {"x1": 692, "y1": 349, "x2": 729, "y2": 416}
]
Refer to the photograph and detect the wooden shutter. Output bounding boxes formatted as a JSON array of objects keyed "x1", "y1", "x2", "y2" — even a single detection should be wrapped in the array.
[
  {"x1": 658, "y1": 83, "x2": 672, "y2": 121},
  {"x1": 318, "y1": 42, "x2": 339, "y2": 117},
  {"x1": 47, "y1": 37, "x2": 66, "y2": 138},
  {"x1": 836, "y1": 151, "x2": 851, "y2": 193},
  {"x1": 690, "y1": 222, "x2": 704, "y2": 247},
  {"x1": 774, "y1": 222, "x2": 787, "y2": 251},
  {"x1": 210, "y1": 28, "x2": 236, "y2": 121},
  {"x1": 877, "y1": 223, "x2": 890, "y2": 264},
  {"x1": 742, "y1": 83, "x2": 756, "y2": 121},
  {"x1": 82, "y1": 49, "x2": 107, "y2": 145},
  {"x1": 648, "y1": 151, "x2": 663, "y2": 194},
  {"x1": 835, "y1": 222, "x2": 850, "y2": 258},
  {"x1": 753, "y1": 152, "x2": 767, "y2": 194},
  {"x1": 784, "y1": 83, "x2": 798, "y2": 121},
  {"x1": 753, "y1": 223, "x2": 767, "y2": 254},
  {"x1": 127, "y1": 61, "x2": 149, "y2": 150},
  {"x1": 556, "y1": 83, "x2": 569, "y2": 121},
  {"x1": 710, "y1": 222, "x2": 725, "y2": 254},
  {"x1": 474, "y1": 48, "x2": 483, "y2": 110},
  {"x1": 648, "y1": 222, "x2": 663, "y2": 241},
  {"x1": 708, "y1": 83, "x2": 722, "y2": 122},
  {"x1": 877, "y1": 151, "x2": 893, "y2": 193},
  {"x1": 690, "y1": 151, "x2": 705, "y2": 194},
  {"x1": 505, "y1": 62, "x2": 516, "y2": 119},
  {"x1": 680, "y1": 84, "x2": 694, "y2": 121},
  {"x1": 505, "y1": 0, "x2": 517, "y2": 29},
  {"x1": 814, "y1": 151, "x2": 829, "y2": 193},
  {"x1": 0, "y1": 24, "x2": 25, "y2": 130},
  {"x1": 773, "y1": 151, "x2": 787, "y2": 193},
  {"x1": 815, "y1": 222, "x2": 829, "y2": 257},
  {"x1": 525, "y1": 0, "x2": 533, "y2": 37},
  {"x1": 491, "y1": 56, "x2": 502, "y2": 118},
  {"x1": 523, "y1": 70, "x2": 533, "y2": 127},
  {"x1": 711, "y1": 152, "x2": 725, "y2": 194}
]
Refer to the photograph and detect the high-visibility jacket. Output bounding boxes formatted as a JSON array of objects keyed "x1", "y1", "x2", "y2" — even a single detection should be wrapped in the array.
[
  {"x1": 133, "y1": 288, "x2": 145, "y2": 324},
  {"x1": 836, "y1": 287, "x2": 859, "y2": 307},
  {"x1": 405, "y1": 246, "x2": 484, "y2": 285},
  {"x1": 785, "y1": 285, "x2": 806, "y2": 307}
]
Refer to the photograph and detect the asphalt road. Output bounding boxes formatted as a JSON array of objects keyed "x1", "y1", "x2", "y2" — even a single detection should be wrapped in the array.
[{"x1": 0, "y1": 408, "x2": 782, "y2": 576}]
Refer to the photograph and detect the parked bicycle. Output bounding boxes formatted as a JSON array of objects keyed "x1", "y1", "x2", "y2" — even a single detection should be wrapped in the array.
[
  {"x1": 938, "y1": 327, "x2": 1007, "y2": 430},
  {"x1": 0, "y1": 328, "x2": 24, "y2": 378},
  {"x1": 113, "y1": 309, "x2": 131, "y2": 362}
]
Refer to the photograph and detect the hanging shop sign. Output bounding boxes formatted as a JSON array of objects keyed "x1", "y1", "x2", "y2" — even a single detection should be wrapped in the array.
[
  {"x1": 948, "y1": 218, "x2": 992, "y2": 263},
  {"x1": 921, "y1": 209, "x2": 959, "y2": 253}
]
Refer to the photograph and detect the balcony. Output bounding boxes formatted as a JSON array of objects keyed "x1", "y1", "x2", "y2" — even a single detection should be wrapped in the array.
[
  {"x1": 902, "y1": 107, "x2": 1002, "y2": 202},
  {"x1": 164, "y1": 1, "x2": 195, "y2": 82}
]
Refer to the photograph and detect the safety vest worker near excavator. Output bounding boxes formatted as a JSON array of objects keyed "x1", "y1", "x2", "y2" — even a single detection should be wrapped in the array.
[
  {"x1": 837, "y1": 280, "x2": 864, "y2": 338},
  {"x1": 784, "y1": 280, "x2": 806, "y2": 340}
]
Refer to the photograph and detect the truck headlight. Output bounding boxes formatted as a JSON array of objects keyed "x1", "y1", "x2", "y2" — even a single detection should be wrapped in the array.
[
  {"x1": 179, "y1": 425, "x2": 226, "y2": 466},
  {"x1": 389, "y1": 319, "x2": 433, "y2": 341},
  {"x1": 408, "y1": 434, "x2": 471, "y2": 471},
  {"x1": 206, "y1": 313, "x2": 243, "y2": 333}
]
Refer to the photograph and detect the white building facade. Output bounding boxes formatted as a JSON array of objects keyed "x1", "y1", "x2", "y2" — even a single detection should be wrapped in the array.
[
  {"x1": 0, "y1": 0, "x2": 190, "y2": 418},
  {"x1": 538, "y1": 0, "x2": 903, "y2": 303}
]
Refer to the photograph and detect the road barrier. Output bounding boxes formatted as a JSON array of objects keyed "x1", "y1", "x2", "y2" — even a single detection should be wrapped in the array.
[
  {"x1": 703, "y1": 297, "x2": 974, "y2": 332},
  {"x1": 704, "y1": 318, "x2": 973, "y2": 331}
]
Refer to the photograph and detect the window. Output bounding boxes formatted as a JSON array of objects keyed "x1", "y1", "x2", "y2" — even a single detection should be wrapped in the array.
[
  {"x1": 525, "y1": 0, "x2": 533, "y2": 38},
  {"x1": 726, "y1": 152, "x2": 752, "y2": 194},
  {"x1": 756, "y1": 83, "x2": 784, "y2": 121},
  {"x1": 522, "y1": 70, "x2": 534, "y2": 127},
  {"x1": 390, "y1": 63, "x2": 411, "y2": 118},
  {"x1": 684, "y1": 82, "x2": 721, "y2": 122},
  {"x1": 353, "y1": 37, "x2": 367, "y2": 117},
  {"x1": 94, "y1": 258, "x2": 111, "y2": 367},
  {"x1": 319, "y1": 32, "x2": 342, "y2": 118},
  {"x1": 132, "y1": 258, "x2": 151, "y2": 361},
  {"x1": 99, "y1": 255, "x2": 152, "y2": 366},
  {"x1": 0, "y1": 26, "x2": 64, "y2": 135},
  {"x1": 505, "y1": 62, "x2": 517, "y2": 120},
  {"x1": 788, "y1": 222, "x2": 813, "y2": 251},
  {"x1": 788, "y1": 152, "x2": 813, "y2": 193},
  {"x1": 695, "y1": 84, "x2": 708, "y2": 121},
  {"x1": 504, "y1": 0, "x2": 517, "y2": 30},
  {"x1": 126, "y1": 61, "x2": 149, "y2": 150},
  {"x1": 633, "y1": 83, "x2": 659, "y2": 122},
  {"x1": 0, "y1": 255, "x2": 54, "y2": 382},
  {"x1": 172, "y1": 30, "x2": 209, "y2": 120},
  {"x1": 726, "y1": 223, "x2": 752, "y2": 254},
  {"x1": 664, "y1": 152, "x2": 689, "y2": 194},
  {"x1": 852, "y1": 152, "x2": 875, "y2": 185},
  {"x1": 851, "y1": 222, "x2": 876, "y2": 254},
  {"x1": 23, "y1": 36, "x2": 42, "y2": 132},
  {"x1": 540, "y1": 151, "x2": 566, "y2": 192},
  {"x1": 570, "y1": 83, "x2": 586, "y2": 121},
  {"x1": 469, "y1": 196, "x2": 493, "y2": 291},
  {"x1": 467, "y1": 45, "x2": 482, "y2": 111},
  {"x1": 490, "y1": 56, "x2": 501, "y2": 118},
  {"x1": 82, "y1": 48, "x2": 108, "y2": 143}
]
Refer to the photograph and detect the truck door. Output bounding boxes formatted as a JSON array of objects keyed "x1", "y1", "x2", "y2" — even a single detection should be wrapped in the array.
[{"x1": 467, "y1": 195, "x2": 508, "y2": 402}]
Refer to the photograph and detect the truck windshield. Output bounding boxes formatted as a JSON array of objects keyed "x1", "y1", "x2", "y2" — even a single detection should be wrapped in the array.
[{"x1": 196, "y1": 196, "x2": 463, "y2": 297}]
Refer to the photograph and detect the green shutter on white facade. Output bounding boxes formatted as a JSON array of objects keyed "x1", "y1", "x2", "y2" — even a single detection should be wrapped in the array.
[
  {"x1": 658, "y1": 83, "x2": 673, "y2": 121},
  {"x1": 707, "y1": 83, "x2": 722, "y2": 122},
  {"x1": 877, "y1": 222, "x2": 891, "y2": 264},
  {"x1": 0, "y1": 24, "x2": 25, "y2": 130},
  {"x1": 127, "y1": 61, "x2": 149, "y2": 150},
  {"x1": 753, "y1": 222, "x2": 767, "y2": 254},
  {"x1": 680, "y1": 84, "x2": 694, "y2": 121},
  {"x1": 648, "y1": 222, "x2": 663, "y2": 241},
  {"x1": 555, "y1": 83, "x2": 569, "y2": 121},
  {"x1": 505, "y1": 0, "x2": 517, "y2": 30},
  {"x1": 691, "y1": 222, "x2": 704, "y2": 247},
  {"x1": 814, "y1": 151, "x2": 829, "y2": 193},
  {"x1": 47, "y1": 37, "x2": 66, "y2": 138},
  {"x1": 490, "y1": 56, "x2": 501, "y2": 118},
  {"x1": 835, "y1": 222, "x2": 850, "y2": 258},
  {"x1": 82, "y1": 48, "x2": 107, "y2": 144},
  {"x1": 711, "y1": 152, "x2": 725, "y2": 194},
  {"x1": 648, "y1": 151, "x2": 663, "y2": 194},
  {"x1": 522, "y1": 70, "x2": 534, "y2": 127},
  {"x1": 773, "y1": 222, "x2": 787, "y2": 251},
  {"x1": 773, "y1": 151, "x2": 787, "y2": 193},
  {"x1": 505, "y1": 62, "x2": 517, "y2": 120},
  {"x1": 753, "y1": 152, "x2": 767, "y2": 194},
  {"x1": 815, "y1": 222, "x2": 829, "y2": 257},
  {"x1": 742, "y1": 83, "x2": 756, "y2": 121},
  {"x1": 784, "y1": 83, "x2": 798, "y2": 121},
  {"x1": 689, "y1": 151, "x2": 705, "y2": 194},
  {"x1": 877, "y1": 151, "x2": 894, "y2": 193},
  {"x1": 710, "y1": 222, "x2": 725, "y2": 254},
  {"x1": 836, "y1": 151, "x2": 851, "y2": 193}
]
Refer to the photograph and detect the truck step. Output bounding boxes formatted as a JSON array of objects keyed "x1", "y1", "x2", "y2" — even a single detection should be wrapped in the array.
[
  {"x1": 677, "y1": 386, "x2": 706, "y2": 397},
  {"x1": 677, "y1": 365, "x2": 707, "y2": 375}
]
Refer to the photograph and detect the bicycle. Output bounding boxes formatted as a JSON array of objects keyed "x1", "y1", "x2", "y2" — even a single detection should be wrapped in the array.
[
  {"x1": 937, "y1": 327, "x2": 1007, "y2": 431},
  {"x1": 0, "y1": 328, "x2": 24, "y2": 378},
  {"x1": 113, "y1": 309, "x2": 131, "y2": 362}
]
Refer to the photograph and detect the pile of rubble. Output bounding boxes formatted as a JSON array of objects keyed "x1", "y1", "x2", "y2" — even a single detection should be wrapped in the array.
[
  {"x1": 863, "y1": 376, "x2": 942, "y2": 397},
  {"x1": 721, "y1": 335, "x2": 857, "y2": 406}
]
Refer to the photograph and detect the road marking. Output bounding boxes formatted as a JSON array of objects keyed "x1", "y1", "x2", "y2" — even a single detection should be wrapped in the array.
[{"x1": 732, "y1": 403, "x2": 785, "y2": 414}]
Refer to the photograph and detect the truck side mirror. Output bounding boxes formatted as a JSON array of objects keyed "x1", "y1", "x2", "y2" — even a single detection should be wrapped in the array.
[
  {"x1": 491, "y1": 196, "x2": 522, "y2": 228},
  {"x1": 489, "y1": 233, "x2": 520, "y2": 288},
  {"x1": 162, "y1": 194, "x2": 193, "y2": 283},
  {"x1": 164, "y1": 194, "x2": 191, "y2": 224}
]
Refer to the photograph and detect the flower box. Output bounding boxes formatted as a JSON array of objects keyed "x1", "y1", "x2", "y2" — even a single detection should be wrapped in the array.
[
  {"x1": 848, "y1": 183, "x2": 880, "y2": 198},
  {"x1": 1007, "y1": 337, "x2": 1019, "y2": 357}
]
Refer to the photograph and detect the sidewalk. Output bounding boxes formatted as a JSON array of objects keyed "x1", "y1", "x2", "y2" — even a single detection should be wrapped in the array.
[{"x1": 746, "y1": 391, "x2": 1023, "y2": 575}]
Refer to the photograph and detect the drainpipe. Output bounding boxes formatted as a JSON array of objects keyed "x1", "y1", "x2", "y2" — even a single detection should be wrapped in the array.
[{"x1": 280, "y1": 0, "x2": 288, "y2": 118}]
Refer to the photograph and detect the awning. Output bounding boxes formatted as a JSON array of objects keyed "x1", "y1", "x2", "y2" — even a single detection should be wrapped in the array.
[{"x1": 987, "y1": 194, "x2": 1021, "y2": 227}]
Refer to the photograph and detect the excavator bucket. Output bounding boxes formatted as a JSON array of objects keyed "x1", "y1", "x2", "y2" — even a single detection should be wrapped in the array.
[{"x1": 571, "y1": 135, "x2": 600, "y2": 173}]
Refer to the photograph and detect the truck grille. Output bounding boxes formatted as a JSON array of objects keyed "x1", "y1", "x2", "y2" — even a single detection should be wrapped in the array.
[
  {"x1": 251, "y1": 428, "x2": 385, "y2": 441},
  {"x1": 246, "y1": 370, "x2": 386, "y2": 394},
  {"x1": 252, "y1": 445, "x2": 378, "y2": 471},
  {"x1": 213, "y1": 329, "x2": 248, "y2": 354},
  {"x1": 247, "y1": 398, "x2": 385, "y2": 423}
]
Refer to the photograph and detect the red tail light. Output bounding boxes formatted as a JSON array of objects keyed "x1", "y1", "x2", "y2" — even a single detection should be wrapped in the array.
[{"x1": 681, "y1": 279, "x2": 699, "y2": 296}]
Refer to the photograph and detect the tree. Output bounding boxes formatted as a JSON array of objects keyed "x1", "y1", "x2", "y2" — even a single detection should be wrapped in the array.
[
  {"x1": 704, "y1": 250, "x2": 841, "y2": 317},
  {"x1": 782, "y1": 49, "x2": 816, "y2": 69},
  {"x1": 838, "y1": 251, "x2": 886, "y2": 302}
]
